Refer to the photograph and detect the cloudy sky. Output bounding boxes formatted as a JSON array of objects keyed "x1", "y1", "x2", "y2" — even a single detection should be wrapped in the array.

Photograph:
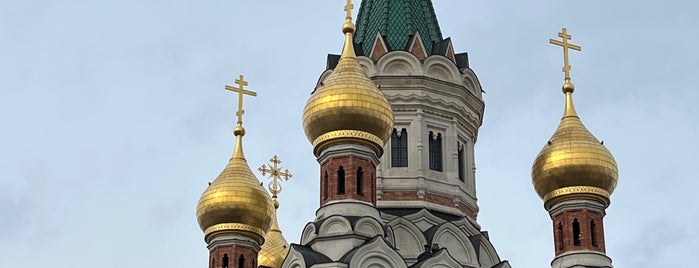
[{"x1": 1, "y1": 0, "x2": 697, "y2": 267}]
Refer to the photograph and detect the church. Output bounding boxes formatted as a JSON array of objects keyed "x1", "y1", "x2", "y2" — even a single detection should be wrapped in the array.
[{"x1": 193, "y1": 1, "x2": 619, "y2": 267}]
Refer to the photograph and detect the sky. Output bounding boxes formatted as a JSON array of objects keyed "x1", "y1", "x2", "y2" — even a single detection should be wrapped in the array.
[{"x1": 0, "y1": 0, "x2": 697, "y2": 267}]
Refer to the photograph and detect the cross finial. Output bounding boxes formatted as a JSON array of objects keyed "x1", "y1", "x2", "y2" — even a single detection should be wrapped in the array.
[
  {"x1": 258, "y1": 155, "x2": 293, "y2": 200},
  {"x1": 344, "y1": 0, "x2": 354, "y2": 21},
  {"x1": 225, "y1": 75, "x2": 258, "y2": 125},
  {"x1": 549, "y1": 28, "x2": 582, "y2": 80}
]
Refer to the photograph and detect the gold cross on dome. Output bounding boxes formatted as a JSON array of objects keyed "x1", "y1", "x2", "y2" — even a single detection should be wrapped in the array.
[
  {"x1": 258, "y1": 155, "x2": 293, "y2": 199},
  {"x1": 225, "y1": 75, "x2": 258, "y2": 125},
  {"x1": 549, "y1": 28, "x2": 582, "y2": 80},
  {"x1": 344, "y1": 0, "x2": 354, "y2": 20}
]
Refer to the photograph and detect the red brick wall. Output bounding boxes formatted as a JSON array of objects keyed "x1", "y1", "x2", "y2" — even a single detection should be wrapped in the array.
[
  {"x1": 381, "y1": 191, "x2": 477, "y2": 218},
  {"x1": 208, "y1": 245, "x2": 258, "y2": 268},
  {"x1": 320, "y1": 155, "x2": 376, "y2": 206},
  {"x1": 551, "y1": 209, "x2": 606, "y2": 256}
]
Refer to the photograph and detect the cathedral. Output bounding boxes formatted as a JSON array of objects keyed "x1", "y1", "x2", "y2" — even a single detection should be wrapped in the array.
[{"x1": 193, "y1": 1, "x2": 619, "y2": 267}]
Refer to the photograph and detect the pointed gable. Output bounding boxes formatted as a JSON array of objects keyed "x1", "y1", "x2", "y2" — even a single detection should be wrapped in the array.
[
  {"x1": 407, "y1": 32, "x2": 428, "y2": 60},
  {"x1": 370, "y1": 32, "x2": 389, "y2": 61}
]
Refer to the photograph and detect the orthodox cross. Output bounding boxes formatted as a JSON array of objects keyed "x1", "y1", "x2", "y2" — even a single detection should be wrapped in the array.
[
  {"x1": 344, "y1": 0, "x2": 354, "y2": 20},
  {"x1": 549, "y1": 28, "x2": 582, "y2": 80},
  {"x1": 258, "y1": 155, "x2": 293, "y2": 199},
  {"x1": 225, "y1": 75, "x2": 257, "y2": 125}
]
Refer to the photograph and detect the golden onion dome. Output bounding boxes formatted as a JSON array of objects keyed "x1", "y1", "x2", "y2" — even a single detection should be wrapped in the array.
[
  {"x1": 196, "y1": 125, "x2": 274, "y2": 244},
  {"x1": 258, "y1": 200, "x2": 290, "y2": 268},
  {"x1": 532, "y1": 80, "x2": 618, "y2": 209},
  {"x1": 302, "y1": 9, "x2": 394, "y2": 156}
]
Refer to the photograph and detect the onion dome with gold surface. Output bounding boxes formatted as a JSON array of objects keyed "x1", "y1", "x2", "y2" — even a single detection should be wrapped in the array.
[
  {"x1": 302, "y1": 4, "x2": 394, "y2": 156},
  {"x1": 258, "y1": 200, "x2": 290, "y2": 268},
  {"x1": 196, "y1": 78, "x2": 274, "y2": 244},
  {"x1": 531, "y1": 79, "x2": 618, "y2": 209}
]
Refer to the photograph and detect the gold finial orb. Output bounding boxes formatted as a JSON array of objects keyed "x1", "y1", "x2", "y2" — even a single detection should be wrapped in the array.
[
  {"x1": 302, "y1": 0, "x2": 394, "y2": 156},
  {"x1": 562, "y1": 80, "x2": 575, "y2": 93},
  {"x1": 233, "y1": 125, "x2": 245, "y2": 136}
]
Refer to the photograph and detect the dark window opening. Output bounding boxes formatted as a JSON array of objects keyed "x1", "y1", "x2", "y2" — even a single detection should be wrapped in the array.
[
  {"x1": 557, "y1": 222, "x2": 564, "y2": 250},
  {"x1": 238, "y1": 254, "x2": 245, "y2": 268},
  {"x1": 429, "y1": 132, "x2": 442, "y2": 171},
  {"x1": 223, "y1": 254, "x2": 229, "y2": 268},
  {"x1": 391, "y1": 128, "x2": 408, "y2": 167},
  {"x1": 458, "y1": 142, "x2": 465, "y2": 182},
  {"x1": 590, "y1": 220, "x2": 597, "y2": 247},
  {"x1": 324, "y1": 171, "x2": 328, "y2": 200},
  {"x1": 337, "y1": 166, "x2": 345, "y2": 195},
  {"x1": 573, "y1": 218, "x2": 581, "y2": 246},
  {"x1": 356, "y1": 167, "x2": 364, "y2": 195}
]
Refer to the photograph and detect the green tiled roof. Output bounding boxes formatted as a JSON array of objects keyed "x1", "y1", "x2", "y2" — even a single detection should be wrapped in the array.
[{"x1": 355, "y1": 0, "x2": 443, "y2": 56}]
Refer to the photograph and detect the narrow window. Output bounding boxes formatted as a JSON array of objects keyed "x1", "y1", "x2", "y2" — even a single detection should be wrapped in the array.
[
  {"x1": 337, "y1": 166, "x2": 345, "y2": 195},
  {"x1": 573, "y1": 218, "x2": 581, "y2": 246},
  {"x1": 590, "y1": 220, "x2": 597, "y2": 247},
  {"x1": 458, "y1": 143, "x2": 465, "y2": 182},
  {"x1": 391, "y1": 128, "x2": 408, "y2": 167},
  {"x1": 356, "y1": 167, "x2": 364, "y2": 195},
  {"x1": 238, "y1": 254, "x2": 245, "y2": 268},
  {"x1": 324, "y1": 171, "x2": 328, "y2": 200},
  {"x1": 557, "y1": 222, "x2": 564, "y2": 250},
  {"x1": 222, "y1": 254, "x2": 229, "y2": 268},
  {"x1": 429, "y1": 132, "x2": 443, "y2": 171}
]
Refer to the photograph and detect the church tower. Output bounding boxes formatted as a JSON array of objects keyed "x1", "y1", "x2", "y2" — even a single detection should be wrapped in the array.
[
  {"x1": 317, "y1": 0, "x2": 485, "y2": 218},
  {"x1": 532, "y1": 28, "x2": 619, "y2": 268},
  {"x1": 196, "y1": 76, "x2": 274, "y2": 268},
  {"x1": 283, "y1": 1, "x2": 510, "y2": 267}
]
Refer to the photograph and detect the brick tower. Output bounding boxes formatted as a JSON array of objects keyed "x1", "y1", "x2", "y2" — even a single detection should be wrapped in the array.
[{"x1": 532, "y1": 28, "x2": 619, "y2": 268}]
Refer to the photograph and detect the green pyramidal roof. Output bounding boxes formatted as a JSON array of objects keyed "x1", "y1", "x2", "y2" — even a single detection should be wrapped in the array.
[{"x1": 355, "y1": 0, "x2": 444, "y2": 56}]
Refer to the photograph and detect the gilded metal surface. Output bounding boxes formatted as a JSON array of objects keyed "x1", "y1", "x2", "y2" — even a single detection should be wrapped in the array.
[
  {"x1": 258, "y1": 155, "x2": 291, "y2": 268},
  {"x1": 257, "y1": 209, "x2": 290, "y2": 268},
  {"x1": 532, "y1": 31, "x2": 618, "y2": 208},
  {"x1": 312, "y1": 130, "x2": 384, "y2": 148},
  {"x1": 225, "y1": 75, "x2": 258, "y2": 125},
  {"x1": 302, "y1": 0, "x2": 394, "y2": 154},
  {"x1": 196, "y1": 75, "x2": 273, "y2": 243},
  {"x1": 259, "y1": 155, "x2": 293, "y2": 200},
  {"x1": 549, "y1": 28, "x2": 581, "y2": 80}
]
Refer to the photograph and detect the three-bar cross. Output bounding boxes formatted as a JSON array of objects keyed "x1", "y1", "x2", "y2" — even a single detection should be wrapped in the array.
[
  {"x1": 549, "y1": 28, "x2": 582, "y2": 80},
  {"x1": 225, "y1": 75, "x2": 258, "y2": 125}
]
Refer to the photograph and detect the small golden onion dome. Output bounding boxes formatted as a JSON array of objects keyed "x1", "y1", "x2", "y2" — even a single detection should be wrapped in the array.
[
  {"x1": 531, "y1": 80, "x2": 618, "y2": 209},
  {"x1": 196, "y1": 125, "x2": 274, "y2": 244},
  {"x1": 302, "y1": 15, "x2": 394, "y2": 156},
  {"x1": 258, "y1": 201, "x2": 290, "y2": 268}
]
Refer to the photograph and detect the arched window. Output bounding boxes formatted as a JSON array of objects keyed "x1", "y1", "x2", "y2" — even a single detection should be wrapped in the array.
[
  {"x1": 458, "y1": 142, "x2": 465, "y2": 182},
  {"x1": 391, "y1": 128, "x2": 408, "y2": 167},
  {"x1": 222, "y1": 254, "x2": 229, "y2": 268},
  {"x1": 573, "y1": 218, "x2": 581, "y2": 246},
  {"x1": 557, "y1": 222, "x2": 564, "y2": 250},
  {"x1": 429, "y1": 131, "x2": 442, "y2": 171},
  {"x1": 337, "y1": 166, "x2": 345, "y2": 195},
  {"x1": 590, "y1": 220, "x2": 597, "y2": 247},
  {"x1": 356, "y1": 167, "x2": 364, "y2": 195},
  {"x1": 238, "y1": 254, "x2": 245, "y2": 268},
  {"x1": 324, "y1": 171, "x2": 328, "y2": 200}
]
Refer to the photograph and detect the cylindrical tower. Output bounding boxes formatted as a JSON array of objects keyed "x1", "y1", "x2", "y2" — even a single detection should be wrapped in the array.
[
  {"x1": 196, "y1": 79, "x2": 274, "y2": 268},
  {"x1": 532, "y1": 29, "x2": 618, "y2": 268}
]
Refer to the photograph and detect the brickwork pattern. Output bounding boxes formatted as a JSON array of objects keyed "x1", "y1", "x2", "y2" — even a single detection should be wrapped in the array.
[
  {"x1": 320, "y1": 155, "x2": 377, "y2": 206},
  {"x1": 381, "y1": 191, "x2": 477, "y2": 218},
  {"x1": 208, "y1": 244, "x2": 258, "y2": 268},
  {"x1": 551, "y1": 209, "x2": 606, "y2": 256}
]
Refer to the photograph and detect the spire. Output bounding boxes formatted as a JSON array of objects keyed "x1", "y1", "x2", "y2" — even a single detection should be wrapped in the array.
[
  {"x1": 196, "y1": 74, "x2": 273, "y2": 248},
  {"x1": 341, "y1": 0, "x2": 358, "y2": 58},
  {"x1": 531, "y1": 28, "x2": 618, "y2": 209},
  {"x1": 258, "y1": 155, "x2": 292, "y2": 268},
  {"x1": 355, "y1": 0, "x2": 443, "y2": 56}
]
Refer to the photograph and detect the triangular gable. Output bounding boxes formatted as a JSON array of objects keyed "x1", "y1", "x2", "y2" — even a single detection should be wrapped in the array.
[
  {"x1": 370, "y1": 32, "x2": 389, "y2": 62},
  {"x1": 407, "y1": 31, "x2": 428, "y2": 60},
  {"x1": 444, "y1": 39, "x2": 456, "y2": 63}
]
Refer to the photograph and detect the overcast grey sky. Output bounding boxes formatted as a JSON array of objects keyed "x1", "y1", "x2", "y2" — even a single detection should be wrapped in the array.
[{"x1": 1, "y1": 0, "x2": 697, "y2": 267}]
